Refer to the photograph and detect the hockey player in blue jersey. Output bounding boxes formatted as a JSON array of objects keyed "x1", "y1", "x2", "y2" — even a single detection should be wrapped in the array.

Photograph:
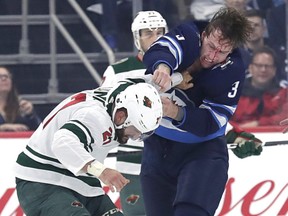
[{"x1": 140, "y1": 7, "x2": 255, "y2": 216}]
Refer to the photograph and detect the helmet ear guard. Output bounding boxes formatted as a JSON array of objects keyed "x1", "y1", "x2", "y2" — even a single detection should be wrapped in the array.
[
  {"x1": 112, "y1": 83, "x2": 163, "y2": 134},
  {"x1": 131, "y1": 11, "x2": 168, "y2": 53}
]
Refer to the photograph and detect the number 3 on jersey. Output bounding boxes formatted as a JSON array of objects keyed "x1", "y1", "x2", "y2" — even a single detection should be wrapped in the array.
[{"x1": 228, "y1": 81, "x2": 240, "y2": 98}]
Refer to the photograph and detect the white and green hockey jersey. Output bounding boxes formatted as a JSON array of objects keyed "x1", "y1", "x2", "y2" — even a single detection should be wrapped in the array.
[
  {"x1": 102, "y1": 57, "x2": 147, "y2": 175},
  {"x1": 14, "y1": 87, "x2": 121, "y2": 197}
]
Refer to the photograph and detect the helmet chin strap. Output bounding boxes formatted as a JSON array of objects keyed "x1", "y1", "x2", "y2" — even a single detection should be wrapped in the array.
[
  {"x1": 114, "y1": 121, "x2": 128, "y2": 130},
  {"x1": 114, "y1": 123, "x2": 123, "y2": 130}
]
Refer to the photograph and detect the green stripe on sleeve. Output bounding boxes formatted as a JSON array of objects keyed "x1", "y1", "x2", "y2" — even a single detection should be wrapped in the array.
[
  {"x1": 61, "y1": 122, "x2": 92, "y2": 152},
  {"x1": 71, "y1": 120, "x2": 94, "y2": 144},
  {"x1": 26, "y1": 145, "x2": 60, "y2": 163},
  {"x1": 17, "y1": 152, "x2": 101, "y2": 187}
]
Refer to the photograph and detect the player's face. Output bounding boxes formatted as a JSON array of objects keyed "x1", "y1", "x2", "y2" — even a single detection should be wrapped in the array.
[
  {"x1": 139, "y1": 28, "x2": 165, "y2": 52},
  {"x1": 116, "y1": 125, "x2": 142, "y2": 144},
  {"x1": 200, "y1": 29, "x2": 233, "y2": 68}
]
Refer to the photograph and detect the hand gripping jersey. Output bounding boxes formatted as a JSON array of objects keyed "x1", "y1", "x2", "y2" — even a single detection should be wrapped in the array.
[
  {"x1": 14, "y1": 82, "x2": 140, "y2": 197},
  {"x1": 143, "y1": 22, "x2": 246, "y2": 144}
]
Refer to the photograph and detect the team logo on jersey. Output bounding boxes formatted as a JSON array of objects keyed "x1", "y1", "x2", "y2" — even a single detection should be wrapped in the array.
[
  {"x1": 126, "y1": 194, "x2": 140, "y2": 205},
  {"x1": 102, "y1": 127, "x2": 113, "y2": 145},
  {"x1": 143, "y1": 96, "x2": 152, "y2": 108},
  {"x1": 162, "y1": 89, "x2": 195, "y2": 108},
  {"x1": 71, "y1": 200, "x2": 83, "y2": 208}
]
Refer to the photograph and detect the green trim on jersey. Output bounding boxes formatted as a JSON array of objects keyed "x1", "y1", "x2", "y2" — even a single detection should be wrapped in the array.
[
  {"x1": 72, "y1": 120, "x2": 94, "y2": 144},
  {"x1": 117, "y1": 153, "x2": 142, "y2": 164},
  {"x1": 17, "y1": 152, "x2": 101, "y2": 187},
  {"x1": 117, "y1": 144, "x2": 143, "y2": 163},
  {"x1": 26, "y1": 145, "x2": 60, "y2": 163},
  {"x1": 61, "y1": 120, "x2": 94, "y2": 152},
  {"x1": 112, "y1": 57, "x2": 145, "y2": 73},
  {"x1": 92, "y1": 89, "x2": 109, "y2": 106}
]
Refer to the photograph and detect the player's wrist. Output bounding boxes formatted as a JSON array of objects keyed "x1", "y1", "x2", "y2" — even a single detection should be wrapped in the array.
[
  {"x1": 87, "y1": 160, "x2": 106, "y2": 178},
  {"x1": 156, "y1": 63, "x2": 172, "y2": 75},
  {"x1": 171, "y1": 72, "x2": 183, "y2": 87},
  {"x1": 174, "y1": 106, "x2": 184, "y2": 121}
]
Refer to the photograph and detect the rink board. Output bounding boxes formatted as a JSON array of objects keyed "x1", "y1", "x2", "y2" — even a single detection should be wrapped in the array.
[{"x1": 0, "y1": 130, "x2": 287, "y2": 216}]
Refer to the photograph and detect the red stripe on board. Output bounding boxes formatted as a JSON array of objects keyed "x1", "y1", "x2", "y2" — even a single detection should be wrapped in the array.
[
  {"x1": 0, "y1": 131, "x2": 33, "y2": 138},
  {"x1": 0, "y1": 126, "x2": 285, "y2": 139},
  {"x1": 245, "y1": 126, "x2": 285, "y2": 133}
]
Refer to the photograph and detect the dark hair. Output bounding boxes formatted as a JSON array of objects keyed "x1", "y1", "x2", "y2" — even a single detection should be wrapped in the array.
[
  {"x1": 251, "y1": 45, "x2": 277, "y2": 65},
  {"x1": 205, "y1": 7, "x2": 253, "y2": 48},
  {"x1": 0, "y1": 66, "x2": 20, "y2": 122}
]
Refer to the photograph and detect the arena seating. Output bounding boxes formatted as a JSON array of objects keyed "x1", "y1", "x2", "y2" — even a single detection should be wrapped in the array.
[{"x1": 0, "y1": 0, "x2": 134, "y2": 119}]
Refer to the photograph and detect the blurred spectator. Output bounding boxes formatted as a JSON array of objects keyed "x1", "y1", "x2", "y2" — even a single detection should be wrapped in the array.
[
  {"x1": 172, "y1": 0, "x2": 193, "y2": 22},
  {"x1": 224, "y1": 2, "x2": 268, "y2": 72},
  {"x1": 250, "y1": 0, "x2": 285, "y2": 11},
  {"x1": 230, "y1": 46, "x2": 288, "y2": 128},
  {"x1": 240, "y1": 9, "x2": 275, "y2": 73},
  {"x1": 224, "y1": 0, "x2": 252, "y2": 12},
  {"x1": 243, "y1": 10, "x2": 270, "y2": 53},
  {"x1": 143, "y1": 0, "x2": 179, "y2": 28},
  {"x1": 0, "y1": 67, "x2": 41, "y2": 132},
  {"x1": 87, "y1": 0, "x2": 119, "y2": 51},
  {"x1": 190, "y1": 0, "x2": 225, "y2": 21},
  {"x1": 266, "y1": 0, "x2": 287, "y2": 77},
  {"x1": 189, "y1": 0, "x2": 253, "y2": 21},
  {"x1": 88, "y1": 0, "x2": 133, "y2": 51},
  {"x1": 100, "y1": 0, "x2": 118, "y2": 51}
]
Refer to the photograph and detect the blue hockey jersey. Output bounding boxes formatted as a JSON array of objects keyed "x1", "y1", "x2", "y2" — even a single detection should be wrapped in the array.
[{"x1": 143, "y1": 22, "x2": 246, "y2": 144}]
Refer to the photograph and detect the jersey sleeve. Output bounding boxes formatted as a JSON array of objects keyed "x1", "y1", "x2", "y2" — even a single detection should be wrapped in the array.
[
  {"x1": 143, "y1": 22, "x2": 201, "y2": 74},
  {"x1": 51, "y1": 106, "x2": 111, "y2": 176},
  {"x1": 179, "y1": 99, "x2": 236, "y2": 137}
]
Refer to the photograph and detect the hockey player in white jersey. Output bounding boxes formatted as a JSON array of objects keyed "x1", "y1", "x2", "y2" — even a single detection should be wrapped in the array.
[{"x1": 14, "y1": 81, "x2": 162, "y2": 216}]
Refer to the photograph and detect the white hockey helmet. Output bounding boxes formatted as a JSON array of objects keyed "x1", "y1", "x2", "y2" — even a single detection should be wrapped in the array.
[
  {"x1": 112, "y1": 82, "x2": 163, "y2": 137},
  {"x1": 131, "y1": 11, "x2": 168, "y2": 53}
]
